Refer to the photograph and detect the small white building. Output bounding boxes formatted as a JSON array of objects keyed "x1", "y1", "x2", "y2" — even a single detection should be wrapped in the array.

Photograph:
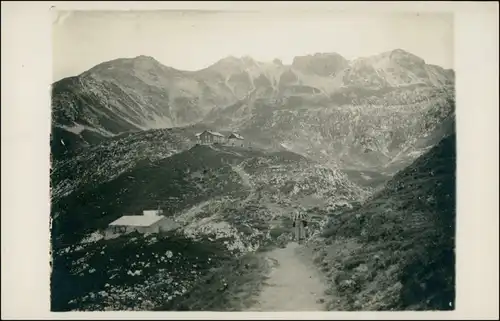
[
  {"x1": 227, "y1": 133, "x2": 244, "y2": 146},
  {"x1": 104, "y1": 209, "x2": 179, "y2": 239}
]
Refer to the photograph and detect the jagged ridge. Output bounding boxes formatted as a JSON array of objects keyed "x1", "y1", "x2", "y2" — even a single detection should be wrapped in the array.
[{"x1": 51, "y1": 49, "x2": 455, "y2": 176}]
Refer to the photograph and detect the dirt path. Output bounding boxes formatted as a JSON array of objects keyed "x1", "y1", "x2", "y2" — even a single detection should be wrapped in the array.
[{"x1": 246, "y1": 242, "x2": 328, "y2": 311}]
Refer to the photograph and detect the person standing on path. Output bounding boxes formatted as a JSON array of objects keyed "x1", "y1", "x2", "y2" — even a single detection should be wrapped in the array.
[{"x1": 292, "y1": 210, "x2": 308, "y2": 244}]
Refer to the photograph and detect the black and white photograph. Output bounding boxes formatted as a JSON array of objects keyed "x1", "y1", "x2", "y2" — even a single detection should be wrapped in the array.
[
  {"x1": 47, "y1": 8, "x2": 460, "y2": 312},
  {"x1": 3, "y1": 2, "x2": 500, "y2": 319}
]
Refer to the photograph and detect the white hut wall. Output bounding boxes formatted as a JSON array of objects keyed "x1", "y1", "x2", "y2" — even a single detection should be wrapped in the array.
[{"x1": 155, "y1": 217, "x2": 179, "y2": 233}]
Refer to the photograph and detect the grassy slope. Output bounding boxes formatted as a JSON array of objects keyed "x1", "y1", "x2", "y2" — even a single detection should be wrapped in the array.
[{"x1": 312, "y1": 132, "x2": 456, "y2": 311}]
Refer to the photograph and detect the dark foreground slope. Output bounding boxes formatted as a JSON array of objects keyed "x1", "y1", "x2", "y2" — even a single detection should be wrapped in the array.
[
  {"x1": 51, "y1": 231, "x2": 232, "y2": 311},
  {"x1": 310, "y1": 132, "x2": 456, "y2": 311}
]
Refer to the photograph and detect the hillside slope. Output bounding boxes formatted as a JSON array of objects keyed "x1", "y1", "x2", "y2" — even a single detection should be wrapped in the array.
[
  {"x1": 51, "y1": 143, "x2": 368, "y2": 248},
  {"x1": 311, "y1": 130, "x2": 456, "y2": 310},
  {"x1": 51, "y1": 126, "x2": 211, "y2": 200},
  {"x1": 51, "y1": 141, "x2": 370, "y2": 311}
]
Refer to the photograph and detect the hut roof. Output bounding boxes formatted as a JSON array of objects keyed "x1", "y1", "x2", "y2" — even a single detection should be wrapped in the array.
[
  {"x1": 109, "y1": 215, "x2": 163, "y2": 227},
  {"x1": 195, "y1": 130, "x2": 225, "y2": 137},
  {"x1": 228, "y1": 133, "x2": 244, "y2": 140}
]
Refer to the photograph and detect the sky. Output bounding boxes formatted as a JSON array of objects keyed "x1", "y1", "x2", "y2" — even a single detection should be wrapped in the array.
[{"x1": 52, "y1": 10, "x2": 454, "y2": 82}]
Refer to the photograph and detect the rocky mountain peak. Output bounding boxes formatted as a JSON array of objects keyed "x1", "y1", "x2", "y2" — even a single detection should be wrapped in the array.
[
  {"x1": 218, "y1": 55, "x2": 240, "y2": 63},
  {"x1": 388, "y1": 48, "x2": 426, "y2": 67},
  {"x1": 134, "y1": 54, "x2": 156, "y2": 61},
  {"x1": 292, "y1": 52, "x2": 348, "y2": 76},
  {"x1": 241, "y1": 55, "x2": 256, "y2": 65},
  {"x1": 273, "y1": 58, "x2": 283, "y2": 66},
  {"x1": 129, "y1": 55, "x2": 165, "y2": 70},
  {"x1": 83, "y1": 55, "x2": 166, "y2": 78},
  {"x1": 206, "y1": 56, "x2": 249, "y2": 74}
]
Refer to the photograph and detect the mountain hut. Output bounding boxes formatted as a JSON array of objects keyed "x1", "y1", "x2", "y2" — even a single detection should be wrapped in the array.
[
  {"x1": 227, "y1": 133, "x2": 245, "y2": 146},
  {"x1": 195, "y1": 130, "x2": 226, "y2": 145},
  {"x1": 103, "y1": 209, "x2": 179, "y2": 239}
]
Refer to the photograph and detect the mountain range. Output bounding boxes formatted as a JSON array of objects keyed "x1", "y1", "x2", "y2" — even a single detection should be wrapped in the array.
[{"x1": 51, "y1": 49, "x2": 455, "y2": 176}]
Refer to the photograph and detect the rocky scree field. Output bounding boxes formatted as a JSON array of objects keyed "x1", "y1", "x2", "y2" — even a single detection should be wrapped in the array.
[{"x1": 207, "y1": 84, "x2": 455, "y2": 179}]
